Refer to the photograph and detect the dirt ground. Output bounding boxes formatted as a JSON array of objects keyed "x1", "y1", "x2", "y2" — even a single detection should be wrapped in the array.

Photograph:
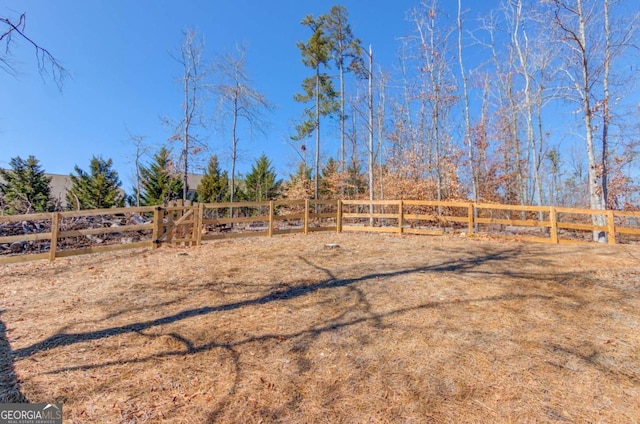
[{"x1": 1, "y1": 232, "x2": 639, "y2": 423}]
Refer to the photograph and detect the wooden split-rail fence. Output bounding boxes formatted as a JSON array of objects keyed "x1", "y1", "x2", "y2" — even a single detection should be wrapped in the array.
[{"x1": 2, "y1": 199, "x2": 640, "y2": 264}]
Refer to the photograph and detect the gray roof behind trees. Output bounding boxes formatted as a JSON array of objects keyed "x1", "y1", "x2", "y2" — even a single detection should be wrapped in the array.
[{"x1": 0, "y1": 172, "x2": 204, "y2": 209}]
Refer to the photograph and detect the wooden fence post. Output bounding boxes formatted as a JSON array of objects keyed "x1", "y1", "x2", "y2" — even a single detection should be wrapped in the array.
[
  {"x1": 549, "y1": 206, "x2": 559, "y2": 244},
  {"x1": 176, "y1": 199, "x2": 183, "y2": 241},
  {"x1": 229, "y1": 202, "x2": 235, "y2": 226},
  {"x1": 606, "y1": 210, "x2": 616, "y2": 245},
  {"x1": 337, "y1": 200, "x2": 343, "y2": 233},
  {"x1": 182, "y1": 200, "x2": 189, "y2": 244},
  {"x1": 166, "y1": 204, "x2": 174, "y2": 245},
  {"x1": 268, "y1": 201, "x2": 274, "y2": 237},
  {"x1": 398, "y1": 200, "x2": 404, "y2": 234},
  {"x1": 467, "y1": 203, "x2": 475, "y2": 234},
  {"x1": 152, "y1": 207, "x2": 163, "y2": 249},
  {"x1": 196, "y1": 203, "x2": 204, "y2": 246},
  {"x1": 304, "y1": 199, "x2": 309, "y2": 235},
  {"x1": 49, "y1": 212, "x2": 60, "y2": 261}
]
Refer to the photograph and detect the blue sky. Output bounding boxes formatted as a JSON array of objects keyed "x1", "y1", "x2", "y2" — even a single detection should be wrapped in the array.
[{"x1": 0, "y1": 0, "x2": 498, "y2": 189}]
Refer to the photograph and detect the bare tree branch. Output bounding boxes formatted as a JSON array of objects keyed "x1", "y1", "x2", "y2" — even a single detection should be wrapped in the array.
[{"x1": 1, "y1": 13, "x2": 69, "y2": 89}]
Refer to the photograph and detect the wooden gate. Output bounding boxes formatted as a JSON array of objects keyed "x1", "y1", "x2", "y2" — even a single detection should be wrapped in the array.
[{"x1": 156, "y1": 200, "x2": 201, "y2": 247}]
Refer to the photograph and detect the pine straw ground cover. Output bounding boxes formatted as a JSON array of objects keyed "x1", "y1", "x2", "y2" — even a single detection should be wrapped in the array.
[{"x1": 1, "y1": 233, "x2": 639, "y2": 423}]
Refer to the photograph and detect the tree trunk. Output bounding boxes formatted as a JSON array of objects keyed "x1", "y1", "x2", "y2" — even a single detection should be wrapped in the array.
[
  {"x1": 428, "y1": 7, "x2": 443, "y2": 206},
  {"x1": 340, "y1": 60, "x2": 346, "y2": 183},
  {"x1": 231, "y1": 87, "x2": 239, "y2": 205},
  {"x1": 368, "y1": 46, "x2": 374, "y2": 226},
  {"x1": 314, "y1": 65, "x2": 320, "y2": 200},
  {"x1": 512, "y1": 0, "x2": 542, "y2": 217},
  {"x1": 577, "y1": 0, "x2": 606, "y2": 241},
  {"x1": 507, "y1": 80, "x2": 525, "y2": 206},
  {"x1": 458, "y1": 0, "x2": 478, "y2": 203},
  {"x1": 377, "y1": 70, "x2": 386, "y2": 201},
  {"x1": 602, "y1": 0, "x2": 610, "y2": 209},
  {"x1": 183, "y1": 71, "x2": 189, "y2": 203}
]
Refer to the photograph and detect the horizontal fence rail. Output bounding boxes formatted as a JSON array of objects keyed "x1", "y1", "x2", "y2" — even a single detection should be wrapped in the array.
[
  {"x1": 2, "y1": 200, "x2": 639, "y2": 264},
  {"x1": 0, "y1": 206, "x2": 157, "y2": 264}
]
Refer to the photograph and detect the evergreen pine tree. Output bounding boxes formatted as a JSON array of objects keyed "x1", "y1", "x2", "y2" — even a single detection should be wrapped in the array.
[
  {"x1": 66, "y1": 156, "x2": 124, "y2": 210},
  {"x1": 244, "y1": 154, "x2": 281, "y2": 201},
  {"x1": 345, "y1": 162, "x2": 366, "y2": 198},
  {"x1": 196, "y1": 155, "x2": 229, "y2": 203},
  {"x1": 324, "y1": 5, "x2": 364, "y2": 173},
  {"x1": 0, "y1": 155, "x2": 52, "y2": 214},
  {"x1": 136, "y1": 147, "x2": 183, "y2": 206},
  {"x1": 320, "y1": 157, "x2": 341, "y2": 198},
  {"x1": 292, "y1": 13, "x2": 339, "y2": 199},
  {"x1": 291, "y1": 161, "x2": 313, "y2": 184}
]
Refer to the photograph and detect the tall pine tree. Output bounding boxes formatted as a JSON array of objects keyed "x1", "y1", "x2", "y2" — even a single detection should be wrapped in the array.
[
  {"x1": 66, "y1": 156, "x2": 124, "y2": 210},
  {"x1": 292, "y1": 13, "x2": 339, "y2": 200},
  {"x1": 324, "y1": 5, "x2": 364, "y2": 174},
  {"x1": 196, "y1": 155, "x2": 228, "y2": 203},
  {"x1": 136, "y1": 147, "x2": 183, "y2": 206},
  {"x1": 0, "y1": 155, "x2": 52, "y2": 214},
  {"x1": 244, "y1": 154, "x2": 281, "y2": 201}
]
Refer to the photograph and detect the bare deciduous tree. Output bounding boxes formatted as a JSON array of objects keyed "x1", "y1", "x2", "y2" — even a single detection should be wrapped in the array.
[
  {"x1": 168, "y1": 29, "x2": 207, "y2": 202},
  {"x1": 123, "y1": 129, "x2": 151, "y2": 207},
  {"x1": 411, "y1": 0, "x2": 458, "y2": 204},
  {"x1": 213, "y1": 45, "x2": 272, "y2": 204},
  {"x1": 550, "y1": 0, "x2": 607, "y2": 240}
]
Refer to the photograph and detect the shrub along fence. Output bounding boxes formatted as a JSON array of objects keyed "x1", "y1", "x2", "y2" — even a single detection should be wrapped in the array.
[{"x1": 2, "y1": 199, "x2": 640, "y2": 264}]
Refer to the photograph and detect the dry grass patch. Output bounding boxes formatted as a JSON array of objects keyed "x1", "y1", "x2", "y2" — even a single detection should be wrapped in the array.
[{"x1": 1, "y1": 233, "x2": 640, "y2": 423}]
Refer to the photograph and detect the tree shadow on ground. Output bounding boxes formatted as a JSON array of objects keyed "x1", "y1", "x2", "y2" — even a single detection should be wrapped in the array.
[
  {"x1": 0, "y1": 311, "x2": 28, "y2": 403},
  {"x1": 10, "y1": 245, "x2": 625, "y2": 421},
  {"x1": 12, "y1": 248, "x2": 518, "y2": 360}
]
